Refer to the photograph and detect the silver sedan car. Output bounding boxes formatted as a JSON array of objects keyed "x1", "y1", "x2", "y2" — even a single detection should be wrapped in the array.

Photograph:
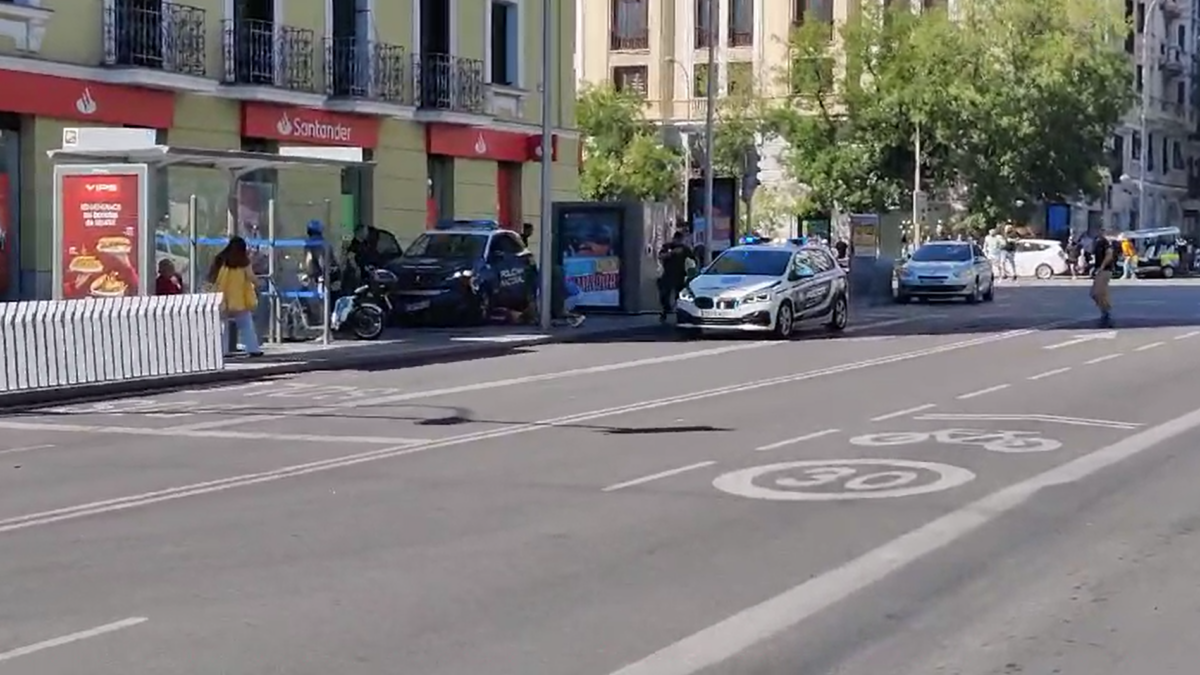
[{"x1": 894, "y1": 241, "x2": 995, "y2": 303}]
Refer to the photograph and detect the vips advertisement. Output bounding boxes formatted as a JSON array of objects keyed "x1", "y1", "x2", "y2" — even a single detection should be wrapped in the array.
[
  {"x1": 560, "y1": 208, "x2": 622, "y2": 308},
  {"x1": 58, "y1": 173, "x2": 143, "y2": 299},
  {"x1": 0, "y1": 173, "x2": 8, "y2": 298}
]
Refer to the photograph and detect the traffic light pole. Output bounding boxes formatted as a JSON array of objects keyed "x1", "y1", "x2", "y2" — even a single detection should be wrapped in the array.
[
  {"x1": 538, "y1": 0, "x2": 554, "y2": 329},
  {"x1": 702, "y1": 0, "x2": 716, "y2": 265}
]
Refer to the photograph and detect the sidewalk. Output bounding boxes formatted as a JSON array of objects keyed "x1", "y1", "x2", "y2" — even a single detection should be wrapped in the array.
[{"x1": 0, "y1": 315, "x2": 665, "y2": 409}]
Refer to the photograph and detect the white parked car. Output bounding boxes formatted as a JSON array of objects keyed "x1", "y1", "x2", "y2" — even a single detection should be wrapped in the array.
[{"x1": 1013, "y1": 239, "x2": 1070, "y2": 279}]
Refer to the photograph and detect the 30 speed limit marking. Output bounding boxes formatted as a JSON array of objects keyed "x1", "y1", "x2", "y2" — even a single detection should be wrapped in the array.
[{"x1": 712, "y1": 459, "x2": 975, "y2": 501}]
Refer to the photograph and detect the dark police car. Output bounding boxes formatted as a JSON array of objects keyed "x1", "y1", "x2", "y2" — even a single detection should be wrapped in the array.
[{"x1": 387, "y1": 220, "x2": 533, "y2": 324}]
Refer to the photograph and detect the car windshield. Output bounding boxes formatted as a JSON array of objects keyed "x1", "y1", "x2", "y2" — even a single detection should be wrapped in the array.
[
  {"x1": 404, "y1": 233, "x2": 487, "y2": 259},
  {"x1": 910, "y1": 243, "x2": 972, "y2": 262},
  {"x1": 703, "y1": 249, "x2": 793, "y2": 276}
]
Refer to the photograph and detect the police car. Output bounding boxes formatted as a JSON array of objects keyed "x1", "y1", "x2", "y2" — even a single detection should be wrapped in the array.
[
  {"x1": 387, "y1": 220, "x2": 532, "y2": 324},
  {"x1": 675, "y1": 243, "x2": 849, "y2": 338}
]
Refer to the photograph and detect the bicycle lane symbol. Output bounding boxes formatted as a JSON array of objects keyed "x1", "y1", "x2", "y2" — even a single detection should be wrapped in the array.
[{"x1": 849, "y1": 429, "x2": 1062, "y2": 453}]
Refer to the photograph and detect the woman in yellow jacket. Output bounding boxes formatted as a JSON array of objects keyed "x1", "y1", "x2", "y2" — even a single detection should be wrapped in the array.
[{"x1": 207, "y1": 236, "x2": 263, "y2": 356}]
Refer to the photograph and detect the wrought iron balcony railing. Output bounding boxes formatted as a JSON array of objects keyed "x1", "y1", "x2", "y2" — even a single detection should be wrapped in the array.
[
  {"x1": 103, "y1": 0, "x2": 207, "y2": 76},
  {"x1": 325, "y1": 38, "x2": 410, "y2": 103},
  {"x1": 413, "y1": 53, "x2": 485, "y2": 114},
  {"x1": 221, "y1": 19, "x2": 316, "y2": 92}
]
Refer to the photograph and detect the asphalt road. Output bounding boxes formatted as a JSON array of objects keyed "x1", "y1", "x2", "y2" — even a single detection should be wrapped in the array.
[{"x1": 3, "y1": 279, "x2": 1200, "y2": 674}]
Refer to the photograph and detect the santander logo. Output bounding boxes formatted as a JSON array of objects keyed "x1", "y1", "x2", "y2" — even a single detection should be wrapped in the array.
[
  {"x1": 276, "y1": 111, "x2": 353, "y2": 143},
  {"x1": 474, "y1": 134, "x2": 488, "y2": 155},
  {"x1": 76, "y1": 88, "x2": 98, "y2": 115}
]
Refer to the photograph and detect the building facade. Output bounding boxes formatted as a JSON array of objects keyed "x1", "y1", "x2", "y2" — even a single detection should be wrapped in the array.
[{"x1": 0, "y1": 0, "x2": 579, "y2": 300}]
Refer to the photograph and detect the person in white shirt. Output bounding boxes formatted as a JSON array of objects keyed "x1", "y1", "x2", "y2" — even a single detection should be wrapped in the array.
[{"x1": 983, "y1": 229, "x2": 1005, "y2": 278}]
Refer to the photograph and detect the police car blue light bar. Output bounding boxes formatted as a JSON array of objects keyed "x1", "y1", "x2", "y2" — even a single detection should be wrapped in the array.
[{"x1": 434, "y1": 219, "x2": 499, "y2": 231}]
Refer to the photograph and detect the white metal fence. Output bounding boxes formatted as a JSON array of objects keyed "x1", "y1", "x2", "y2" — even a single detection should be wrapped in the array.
[{"x1": 0, "y1": 294, "x2": 225, "y2": 393}]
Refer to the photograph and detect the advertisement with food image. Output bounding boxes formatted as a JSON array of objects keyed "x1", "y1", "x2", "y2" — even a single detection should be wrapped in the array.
[{"x1": 59, "y1": 173, "x2": 143, "y2": 298}]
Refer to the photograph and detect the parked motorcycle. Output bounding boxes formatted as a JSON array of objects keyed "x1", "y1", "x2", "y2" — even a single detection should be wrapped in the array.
[{"x1": 330, "y1": 267, "x2": 397, "y2": 340}]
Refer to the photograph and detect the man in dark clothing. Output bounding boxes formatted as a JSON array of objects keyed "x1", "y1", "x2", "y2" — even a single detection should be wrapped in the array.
[
  {"x1": 657, "y1": 231, "x2": 693, "y2": 322},
  {"x1": 1090, "y1": 232, "x2": 1116, "y2": 327},
  {"x1": 521, "y1": 222, "x2": 534, "y2": 248}
]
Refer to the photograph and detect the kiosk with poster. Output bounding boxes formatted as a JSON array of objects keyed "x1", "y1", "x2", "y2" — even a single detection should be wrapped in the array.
[
  {"x1": 687, "y1": 177, "x2": 738, "y2": 255},
  {"x1": 52, "y1": 164, "x2": 151, "y2": 299}
]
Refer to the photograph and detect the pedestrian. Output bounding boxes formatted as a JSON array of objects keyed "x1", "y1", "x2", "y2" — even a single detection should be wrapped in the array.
[
  {"x1": 207, "y1": 236, "x2": 263, "y2": 357},
  {"x1": 657, "y1": 231, "x2": 693, "y2": 322},
  {"x1": 983, "y1": 228, "x2": 1005, "y2": 279},
  {"x1": 1089, "y1": 230, "x2": 1117, "y2": 327},
  {"x1": 1001, "y1": 228, "x2": 1018, "y2": 279},
  {"x1": 521, "y1": 222, "x2": 534, "y2": 248},
  {"x1": 155, "y1": 258, "x2": 184, "y2": 295},
  {"x1": 552, "y1": 262, "x2": 585, "y2": 327},
  {"x1": 1064, "y1": 239, "x2": 1081, "y2": 280},
  {"x1": 1120, "y1": 237, "x2": 1138, "y2": 279}
]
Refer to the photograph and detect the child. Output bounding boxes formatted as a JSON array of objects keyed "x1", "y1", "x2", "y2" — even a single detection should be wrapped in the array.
[{"x1": 155, "y1": 258, "x2": 184, "y2": 295}]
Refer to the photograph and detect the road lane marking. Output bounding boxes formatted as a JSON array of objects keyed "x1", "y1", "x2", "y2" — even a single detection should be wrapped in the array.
[
  {"x1": 755, "y1": 429, "x2": 841, "y2": 451},
  {"x1": 956, "y1": 384, "x2": 1010, "y2": 400},
  {"x1": 1135, "y1": 341, "x2": 1164, "y2": 352},
  {"x1": 0, "y1": 444, "x2": 55, "y2": 456},
  {"x1": 1174, "y1": 330, "x2": 1200, "y2": 340},
  {"x1": 1043, "y1": 331, "x2": 1117, "y2": 350},
  {"x1": 0, "y1": 421, "x2": 425, "y2": 446},
  {"x1": 603, "y1": 462, "x2": 717, "y2": 492},
  {"x1": 870, "y1": 404, "x2": 936, "y2": 422},
  {"x1": 172, "y1": 316, "x2": 929, "y2": 432},
  {"x1": 1027, "y1": 367, "x2": 1071, "y2": 381},
  {"x1": 914, "y1": 413, "x2": 1140, "y2": 430},
  {"x1": 0, "y1": 617, "x2": 147, "y2": 663},
  {"x1": 604, "y1": 404, "x2": 1200, "y2": 675},
  {"x1": 1084, "y1": 353, "x2": 1122, "y2": 365},
  {"x1": 0, "y1": 325, "x2": 1067, "y2": 535}
]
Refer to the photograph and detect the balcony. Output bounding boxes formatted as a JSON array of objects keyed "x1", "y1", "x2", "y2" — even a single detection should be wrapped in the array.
[
  {"x1": 1162, "y1": 0, "x2": 1182, "y2": 16},
  {"x1": 413, "y1": 53, "x2": 485, "y2": 114},
  {"x1": 1161, "y1": 45, "x2": 1186, "y2": 75},
  {"x1": 102, "y1": 1, "x2": 206, "y2": 79},
  {"x1": 221, "y1": 19, "x2": 316, "y2": 92},
  {"x1": 324, "y1": 38, "x2": 410, "y2": 104},
  {"x1": 610, "y1": 29, "x2": 649, "y2": 51}
]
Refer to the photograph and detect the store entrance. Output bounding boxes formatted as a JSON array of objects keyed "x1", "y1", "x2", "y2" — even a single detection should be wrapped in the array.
[{"x1": 0, "y1": 114, "x2": 19, "y2": 301}]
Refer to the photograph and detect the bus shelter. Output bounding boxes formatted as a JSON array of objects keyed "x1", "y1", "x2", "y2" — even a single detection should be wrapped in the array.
[{"x1": 48, "y1": 142, "x2": 372, "y2": 345}]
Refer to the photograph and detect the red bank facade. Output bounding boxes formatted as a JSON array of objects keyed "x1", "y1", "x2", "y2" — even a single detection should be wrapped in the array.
[{"x1": 0, "y1": 63, "x2": 575, "y2": 301}]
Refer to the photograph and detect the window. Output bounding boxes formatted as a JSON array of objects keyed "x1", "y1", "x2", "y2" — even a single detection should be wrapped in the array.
[
  {"x1": 1136, "y1": 1, "x2": 1145, "y2": 32},
  {"x1": 1147, "y1": 132, "x2": 1155, "y2": 172},
  {"x1": 911, "y1": 243, "x2": 972, "y2": 262},
  {"x1": 1016, "y1": 241, "x2": 1048, "y2": 253},
  {"x1": 1132, "y1": 131, "x2": 1142, "y2": 160},
  {"x1": 1161, "y1": 136, "x2": 1168, "y2": 173},
  {"x1": 705, "y1": 249, "x2": 793, "y2": 276},
  {"x1": 972, "y1": 245, "x2": 986, "y2": 258},
  {"x1": 806, "y1": 250, "x2": 834, "y2": 272},
  {"x1": 695, "y1": 0, "x2": 714, "y2": 48},
  {"x1": 405, "y1": 233, "x2": 488, "y2": 259},
  {"x1": 693, "y1": 63, "x2": 711, "y2": 98},
  {"x1": 728, "y1": 0, "x2": 753, "y2": 47},
  {"x1": 610, "y1": 0, "x2": 649, "y2": 50},
  {"x1": 1136, "y1": 65, "x2": 1143, "y2": 91},
  {"x1": 1178, "y1": 80, "x2": 1186, "y2": 103},
  {"x1": 489, "y1": 0, "x2": 518, "y2": 86},
  {"x1": 727, "y1": 62, "x2": 753, "y2": 97},
  {"x1": 1174, "y1": 140, "x2": 1186, "y2": 170},
  {"x1": 488, "y1": 233, "x2": 524, "y2": 256},
  {"x1": 612, "y1": 65, "x2": 648, "y2": 98},
  {"x1": 1178, "y1": 24, "x2": 1186, "y2": 47}
]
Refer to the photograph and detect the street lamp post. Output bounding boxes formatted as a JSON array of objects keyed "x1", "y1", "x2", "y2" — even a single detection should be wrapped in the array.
[
  {"x1": 537, "y1": 0, "x2": 553, "y2": 329},
  {"x1": 702, "y1": 0, "x2": 717, "y2": 264},
  {"x1": 1137, "y1": 0, "x2": 1160, "y2": 232}
]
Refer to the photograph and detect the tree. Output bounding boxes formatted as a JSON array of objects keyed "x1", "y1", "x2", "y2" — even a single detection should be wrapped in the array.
[
  {"x1": 576, "y1": 83, "x2": 684, "y2": 202},
  {"x1": 710, "y1": 65, "x2": 769, "y2": 178}
]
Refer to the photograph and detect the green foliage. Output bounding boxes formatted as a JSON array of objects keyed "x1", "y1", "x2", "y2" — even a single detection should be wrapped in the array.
[
  {"x1": 770, "y1": 0, "x2": 1134, "y2": 226},
  {"x1": 577, "y1": 83, "x2": 683, "y2": 202}
]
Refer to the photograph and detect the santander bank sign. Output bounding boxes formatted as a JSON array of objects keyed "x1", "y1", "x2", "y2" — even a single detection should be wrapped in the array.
[{"x1": 243, "y1": 103, "x2": 380, "y2": 148}]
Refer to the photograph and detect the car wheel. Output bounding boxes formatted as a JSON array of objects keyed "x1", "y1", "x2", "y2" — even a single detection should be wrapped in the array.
[
  {"x1": 983, "y1": 279, "x2": 995, "y2": 302},
  {"x1": 826, "y1": 294, "x2": 848, "y2": 332},
  {"x1": 966, "y1": 279, "x2": 981, "y2": 303},
  {"x1": 350, "y1": 304, "x2": 386, "y2": 340},
  {"x1": 1035, "y1": 263, "x2": 1054, "y2": 280},
  {"x1": 1163, "y1": 265, "x2": 1176, "y2": 279},
  {"x1": 773, "y1": 301, "x2": 795, "y2": 339}
]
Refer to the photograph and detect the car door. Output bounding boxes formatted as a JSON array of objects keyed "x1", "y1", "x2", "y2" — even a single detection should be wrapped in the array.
[
  {"x1": 791, "y1": 250, "x2": 832, "y2": 319},
  {"x1": 487, "y1": 233, "x2": 528, "y2": 308},
  {"x1": 971, "y1": 244, "x2": 992, "y2": 284}
]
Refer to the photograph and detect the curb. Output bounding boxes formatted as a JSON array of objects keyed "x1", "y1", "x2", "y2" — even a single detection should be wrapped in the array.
[{"x1": 0, "y1": 322, "x2": 667, "y2": 411}]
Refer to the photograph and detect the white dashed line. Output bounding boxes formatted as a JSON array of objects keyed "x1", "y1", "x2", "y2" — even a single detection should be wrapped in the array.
[
  {"x1": 756, "y1": 429, "x2": 841, "y2": 451},
  {"x1": 1027, "y1": 367, "x2": 1071, "y2": 381},
  {"x1": 956, "y1": 384, "x2": 1010, "y2": 400},
  {"x1": 0, "y1": 618, "x2": 147, "y2": 663},
  {"x1": 1174, "y1": 331, "x2": 1200, "y2": 340},
  {"x1": 870, "y1": 404, "x2": 936, "y2": 422},
  {"x1": 1135, "y1": 341, "x2": 1164, "y2": 352},
  {"x1": 603, "y1": 461, "x2": 717, "y2": 492},
  {"x1": 0, "y1": 444, "x2": 55, "y2": 456},
  {"x1": 1084, "y1": 353, "x2": 1122, "y2": 365}
]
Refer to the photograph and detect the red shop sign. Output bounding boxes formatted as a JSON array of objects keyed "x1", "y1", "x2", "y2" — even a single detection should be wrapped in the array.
[
  {"x1": 427, "y1": 124, "x2": 557, "y2": 163},
  {"x1": 59, "y1": 173, "x2": 144, "y2": 299},
  {"x1": 0, "y1": 69, "x2": 174, "y2": 128},
  {"x1": 242, "y1": 102, "x2": 381, "y2": 148}
]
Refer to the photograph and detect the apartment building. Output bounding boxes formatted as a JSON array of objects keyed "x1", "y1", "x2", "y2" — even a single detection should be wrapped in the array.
[
  {"x1": 0, "y1": 0, "x2": 578, "y2": 300},
  {"x1": 1100, "y1": 0, "x2": 1200, "y2": 234}
]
